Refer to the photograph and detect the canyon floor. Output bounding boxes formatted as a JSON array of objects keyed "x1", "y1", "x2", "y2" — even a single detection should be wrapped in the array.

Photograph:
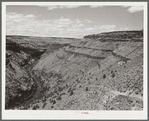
[{"x1": 6, "y1": 30, "x2": 143, "y2": 110}]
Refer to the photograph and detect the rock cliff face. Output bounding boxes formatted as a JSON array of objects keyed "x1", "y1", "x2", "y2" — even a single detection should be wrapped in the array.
[{"x1": 6, "y1": 30, "x2": 143, "y2": 110}]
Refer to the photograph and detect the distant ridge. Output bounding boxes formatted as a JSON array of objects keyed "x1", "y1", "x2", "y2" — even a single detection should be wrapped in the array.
[
  {"x1": 84, "y1": 30, "x2": 143, "y2": 41},
  {"x1": 6, "y1": 35, "x2": 80, "y2": 40}
]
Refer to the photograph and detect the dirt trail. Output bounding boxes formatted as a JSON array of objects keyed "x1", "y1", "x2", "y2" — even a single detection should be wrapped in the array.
[
  {"x1": 20, "y1": 60, "x2": 42, "y2": 108},
  {"x1": 9, "y1": 59, "x2": 43, "y2": 109}
]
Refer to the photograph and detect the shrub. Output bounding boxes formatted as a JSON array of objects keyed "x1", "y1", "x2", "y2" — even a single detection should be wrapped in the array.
[
  {"x1": 86, "y1": 87, "x2": 88, "y2": 91},
  {"x1": 70, "y1": 90, "x2": 73, "y2": 96},
  {"x1": 53, "y1": 100, "x2": 56, "y2": 104},
  {"x1": 112, "y1": 73, "x2": 115, "y2": 78},
  {"x1": 23, "y1": 106, "x2": 28, "y2": 110},
  {"x1": 48, "y1": 72, "x2": 53, "y2": 77},
  {"x1": 76, "y1": 79, "x2": 79, "y2": 82},
  {"x1": 42, "y1": 102, "x2": 46, "y2": 108},
  {"x1": 32, "y1": 105, "x2": 37, "y2": 110},
  {"x1": 42, "y1": 98, "x2": 47, "y2": 103},
  {"x1": 35, "y1": 104, "x2": 40, "y2": 109},
  {"x1": 57, "y1": 96, "x2": 62, "y2": 100},
  {"x1": 58, "y1": 86, "x2": 63, "y2": 91},
  {"x1": 68, "y1": 88, "x2": 71, "y2": 93},
  {"x1": 60, "y1": 92, "x2": 65, "y2": 96},
  {"x1": 103, "y1": 74, "x2": 106, "y2": 79}
]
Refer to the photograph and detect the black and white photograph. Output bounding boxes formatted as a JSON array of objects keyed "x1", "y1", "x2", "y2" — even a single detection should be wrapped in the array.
[{"x1": 2, "y1": 1, "x2": 148, "y2": 120}]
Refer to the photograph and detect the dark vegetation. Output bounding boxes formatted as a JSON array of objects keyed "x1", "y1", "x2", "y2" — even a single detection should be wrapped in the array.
[
  {"x1": 57, "y1": 96, "x2": 62, "y2": 100},
  {"x1": 69, "y1": 90, "x2": 74, "y2": 96},
  {"x1": 86, "y1": 87, "x2": 88, "y2": 91},
  {"x1": 32, "y1": 104, "x2": 40, "y2": 110},
  {"x1": 5, "y1": 84, "x2": 37, "y2": 109},
  {"x1": 112, "y1": 73, "x2": 115, "y2": 78},
  {"x1": 103, "y1": 74, "x2": 106, "y2": 79},
  {"x1": 42, "y1": 102, "x2": 47, "y2": 108}
]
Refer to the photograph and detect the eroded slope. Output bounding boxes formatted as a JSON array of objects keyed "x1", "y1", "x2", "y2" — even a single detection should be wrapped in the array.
[
  {"x1": 25, "y1": 31, "x2": 143, "y2": 110},
  {"x1": 6, "y1": 31, "x2": 143, "y2": 110}
]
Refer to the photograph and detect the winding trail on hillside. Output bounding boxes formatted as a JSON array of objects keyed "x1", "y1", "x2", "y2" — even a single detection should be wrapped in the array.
[
  {"x1": 20, "y1": 60, "x2": 42, "y2": 108},
  {"x1": 6, "y1": 60, "x2": 42, "y2": 109},
  {"x1": 9, "y1": 59, "x2": 43, "y2": 109}
]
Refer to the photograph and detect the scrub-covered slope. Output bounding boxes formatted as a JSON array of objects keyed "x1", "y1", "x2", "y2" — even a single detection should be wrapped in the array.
[
  {"x1": 6, "y1": 37, "x2": 46, "y2": 109},
  {"x1": 6, "y1": 30, "x2": 143, "y2": 110},
  {"x1": 5, "y1": 36, "x2": 78, "y2": 109},
  {"x1": 28, "y1": 30, "x2": 143, "y2": 110}
]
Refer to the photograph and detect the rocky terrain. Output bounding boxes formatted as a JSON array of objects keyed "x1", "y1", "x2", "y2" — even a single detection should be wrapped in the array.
[
  {"x1": 6, "y1": 37, "x2": 46, "y2": 109},
  {"x1": 6, "y1": 30, "x2": 143, "y2": 110}
]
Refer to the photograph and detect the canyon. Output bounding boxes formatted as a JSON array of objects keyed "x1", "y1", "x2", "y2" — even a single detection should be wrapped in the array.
[{"x1": 6, "y1": 30, "x2": 143, "y2": 110}]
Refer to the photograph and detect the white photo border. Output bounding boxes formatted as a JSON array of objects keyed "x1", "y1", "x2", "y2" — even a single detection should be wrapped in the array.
[{"x1": 2, "y1": 2, "x2": 148, "y2": 120}]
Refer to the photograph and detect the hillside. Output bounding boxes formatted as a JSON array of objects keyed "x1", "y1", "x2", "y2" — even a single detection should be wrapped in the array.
[
  {"x1": 84, "y1": 30, "x2": 143, "y2": 42},
  {"x1": 6, "y1": 30, "x2": 143, "y2": 110},
  {"x1": 5, "y1": 36, "x2": 78, "y2": 109}
]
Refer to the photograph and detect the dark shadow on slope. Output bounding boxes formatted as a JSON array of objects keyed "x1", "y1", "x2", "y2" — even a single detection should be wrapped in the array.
[{"x1": 64, "y1": 49, "x2": 106, "y2": 60}]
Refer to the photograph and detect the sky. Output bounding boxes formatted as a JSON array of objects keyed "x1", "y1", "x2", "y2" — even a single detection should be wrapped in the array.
[{"x1": 6, "y1": 5, "x2": 143, "y2": 38}]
